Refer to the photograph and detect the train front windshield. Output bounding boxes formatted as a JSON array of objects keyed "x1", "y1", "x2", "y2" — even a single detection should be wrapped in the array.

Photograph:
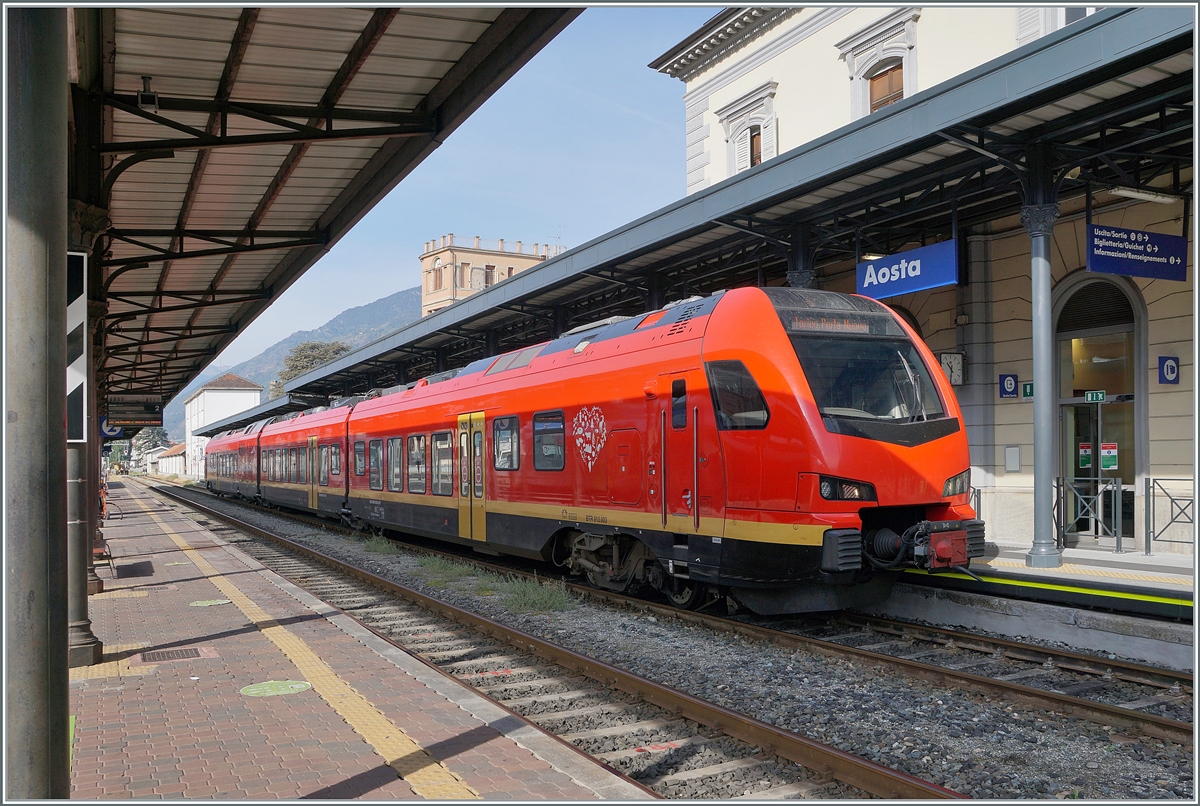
[
  {"x1": 791, "y1": 335, "x2": 944, "y2": 423},
  {"x1": 762, "y1": 287, "x2": 956, "y2": 444}
]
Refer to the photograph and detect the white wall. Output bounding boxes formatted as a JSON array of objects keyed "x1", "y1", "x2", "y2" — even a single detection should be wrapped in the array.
[
  {"x1": 680, "y1": 7, "x2": 1021, "y2": 192},
  {"x1": 184, "y1": 387, "x2": 260, "y2": 477}
]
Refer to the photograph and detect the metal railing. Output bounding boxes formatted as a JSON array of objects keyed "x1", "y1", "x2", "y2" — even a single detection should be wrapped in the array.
[
  {"x1": 1143, "y1": 477, "x2": 1194, "y2": 555},
  {"x1": 1054, "y1": 476, "x2": 1125, "y2": 550}
]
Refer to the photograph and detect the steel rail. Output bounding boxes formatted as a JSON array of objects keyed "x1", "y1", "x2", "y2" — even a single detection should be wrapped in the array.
[
  {"x1": 833, "y1": 613, "x2": 1192, "y2": 690},
  {"x1": 149, "y1": 481, "x2": 1193, "y2": 745},
  {"x1": 141, "y1": 481, "x2": 960, "y2": 800}
]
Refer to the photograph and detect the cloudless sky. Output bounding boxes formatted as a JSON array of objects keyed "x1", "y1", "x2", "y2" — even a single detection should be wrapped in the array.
[{"x1": 216, "y1": 6, "x2": 718, "y2": 365}]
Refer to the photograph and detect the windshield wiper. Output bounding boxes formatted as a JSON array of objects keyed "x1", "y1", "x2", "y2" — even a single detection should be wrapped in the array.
[{"x1": 896, "y1": 350, "x2": 927, "y2": 422}]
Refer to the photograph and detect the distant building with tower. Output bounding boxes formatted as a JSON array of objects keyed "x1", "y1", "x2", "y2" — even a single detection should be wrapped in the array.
[
  {"x1": 420, "y1": 234, "x2": 565, "y2": 317},
  {"x1": 184, "y1": 373, "x2": 263, "y2": 478}
]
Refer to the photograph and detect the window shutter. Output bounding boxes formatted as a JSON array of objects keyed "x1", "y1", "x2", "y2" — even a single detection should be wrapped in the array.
[
  {"x1": 734, "y1": 129, "x2": 751, "y2": 173},
  {"x1": 762, "y1": 118, "x2": 777, "y2": 162},
  {"x1": 1016, "y1": 8, "x2": 1042, "y2": 46}
]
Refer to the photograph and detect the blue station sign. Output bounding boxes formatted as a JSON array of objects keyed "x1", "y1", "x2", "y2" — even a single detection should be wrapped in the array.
[
  {"x1": 856, "y1": 240, "x2": 958, "y2": 299},
  {"x1": 1086, "y1": 225, "x2": 1188, "y2": 281}
]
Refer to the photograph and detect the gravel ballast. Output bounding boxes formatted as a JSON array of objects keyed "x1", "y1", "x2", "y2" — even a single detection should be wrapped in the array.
[{"x1": 157, "y1": 485, "x2": 1195, "y2": 800}]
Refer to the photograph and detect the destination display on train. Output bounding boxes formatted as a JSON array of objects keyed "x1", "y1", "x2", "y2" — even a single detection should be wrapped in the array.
[
  {"x1": 856, "y1": 239, "x2": 958, "y2": 299},
  {"x1": 1086, "y1": 224, "x2": 1188, "y2": 281}
]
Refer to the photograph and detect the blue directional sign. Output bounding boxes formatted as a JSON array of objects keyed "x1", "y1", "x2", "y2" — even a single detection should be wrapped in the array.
[
  {"x1": 100, "y1": 417, "x2": 124, "y2": 439},
  {"x1": 856, "y1": 239, "x2": 958, "y2": 299},
  {"x1": 999, "y1": 374, "x2": 1018, "y2": 399},
  {"x1": 1159, "y1": 356, "x2": 1180, "y2": 385},
  {"x1": 1087, "y1": 225, "x2": 1188, "y2": 281}
]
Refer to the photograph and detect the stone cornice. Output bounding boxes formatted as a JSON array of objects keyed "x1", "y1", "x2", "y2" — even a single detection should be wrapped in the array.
[
  {"x1": 649, "y1": 7, "x2": 800, "y2": 83},
  {"x1": 682, "y1": 7, "x2": 854, "y2": 106}
]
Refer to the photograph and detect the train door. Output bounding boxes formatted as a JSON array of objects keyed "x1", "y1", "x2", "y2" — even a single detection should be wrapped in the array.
[
  {"x1": 307, "y1": 436, "x2": 318, "y2": 509},
  {"x1": 456, "y1": 412, "x2": 487, "y2": 541},
  {"x1": 665, "y1": 371, "x2": 700, "y2": 534}
]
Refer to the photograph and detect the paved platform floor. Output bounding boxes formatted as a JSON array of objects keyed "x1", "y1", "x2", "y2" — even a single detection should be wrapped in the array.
[
  {"x1": 71, "y1": 481, "x2": 651, "y2": 800},
  {"x1": 982, "y1": 537, "x2": 1193, "y2": 596}
]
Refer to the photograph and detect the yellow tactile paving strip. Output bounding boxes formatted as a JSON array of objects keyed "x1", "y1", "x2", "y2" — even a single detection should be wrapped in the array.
[
  {"x1": 69, "y1": 643, "x2": 155, "y2": 680},
  {"x1": 131, "y1": 495, "x2": 479, "y2": 800},
  {"x1": 982, "y1": 558, "x2": 1194, "y2": 587}
]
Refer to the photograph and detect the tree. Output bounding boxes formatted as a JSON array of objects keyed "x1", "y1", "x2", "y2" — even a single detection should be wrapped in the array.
[
  {"x1": 279, "y1": 340, "x2": 351, "y2": 382},
  {"x1": 133, "y1": 426, "x2": 170, "y2": 451},
  {"x1": 268, "y1": 380, "x2": 284, "y2": 399}
]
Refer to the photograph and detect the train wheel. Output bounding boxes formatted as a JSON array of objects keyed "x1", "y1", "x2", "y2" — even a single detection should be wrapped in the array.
[{"x1": 664, "y1": 578, "x2": 704, "y2": 610}]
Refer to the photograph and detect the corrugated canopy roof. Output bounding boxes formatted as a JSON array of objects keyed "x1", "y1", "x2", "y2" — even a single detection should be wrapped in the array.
[
  {"x1": 97, "y1": 6, "x2": 579, "y2": 406},
  {"x1": 197, "y1": 6, "x2": 1192, "y2": 436}
]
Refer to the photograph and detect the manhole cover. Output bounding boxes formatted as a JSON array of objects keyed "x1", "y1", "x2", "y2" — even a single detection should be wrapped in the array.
[
  {"x1": 141, "y1": 648, "x2": 202, "y2": 663},
  {"x1": 189, "y1": 599, "x2": 231, "y2": 607},
  {"x1": 241, "y1": 680, "x2": 311, "y2": 697}
]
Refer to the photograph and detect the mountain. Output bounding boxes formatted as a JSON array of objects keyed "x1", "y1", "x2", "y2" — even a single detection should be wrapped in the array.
[{"x1": 162, "y1": 286, "x2": 421, "y2": 440}]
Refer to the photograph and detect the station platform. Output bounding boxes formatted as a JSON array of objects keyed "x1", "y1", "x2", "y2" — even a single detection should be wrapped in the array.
[
  {"x1": 71, "y1": 480, "x2": 652, "y2": 800},
  {"x1": 898, "y1": 536, "x2": 1194, "y2": 621}
]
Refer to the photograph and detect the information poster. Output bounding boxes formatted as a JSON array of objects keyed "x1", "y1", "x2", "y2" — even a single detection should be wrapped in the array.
[
  {"x1": 1100, "y1": 442, "x2": 1118, "y2": 471},
  {"x1": 1078, "y1": 442, "x2": 1092, "y2": 469}
]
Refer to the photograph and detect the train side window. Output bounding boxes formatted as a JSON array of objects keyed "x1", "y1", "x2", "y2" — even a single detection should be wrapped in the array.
[
  {"x1": 331, "y1": 444, "x2": 341, "y2": 475},
  {"x1": 533, "y1": 411, "x2": 565, "y2": 471},
  {"x1": 298, "y1": 446, "x2": 307, "y2": 484},
  {"x1": 671, "y1": 379, "x2": 687, "y2": 428},
  {"x1": 319, "y1": 445, "x2": 329, "y2": 486},
  {"x1": 407, "y1": 435, "x2": 427, "y2": 494},
  {"x1": 354, "y1": 441, "x2": 365, "y2": 476},
  {"x1": 387, "y1": 437, "x2": 404, "y2": 491},
  {"x1": 706, "y1": 360, "x2": 770, "y2": 430},
  {"x1": 274, "y1": 449, "x2": 281, "y2": 481},
  {"x1": 459, "y1": 431, "x2": 469, "y2": 496},
  {"x1": 262, "y1": 450, "x2": 268, "y2": 474},
  {"x1": 431, "y1": 432, "x2": 453, "y2": 496},
  {"x1": 289, "y1": 448, "x2": 297, "y2": 483},
  {"x1": 368, "y1": 439, "x2": 383, "y2": 490},
  {"x1": 493, "y1": 416, "x2": 519, "y2": 470}
]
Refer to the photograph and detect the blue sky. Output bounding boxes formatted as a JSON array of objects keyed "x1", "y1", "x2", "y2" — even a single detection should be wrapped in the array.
[{"x1": 217, "y1": 6, "x2": 718, "y2": 365}]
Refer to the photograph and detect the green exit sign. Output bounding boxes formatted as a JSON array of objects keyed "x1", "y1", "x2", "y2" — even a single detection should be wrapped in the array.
[{"x1": 1085, "y1": 390, "x2": 1106, "y2": 403}]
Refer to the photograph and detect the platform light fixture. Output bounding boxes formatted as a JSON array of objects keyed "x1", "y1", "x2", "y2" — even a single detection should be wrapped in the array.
[
  {"x1": 137, "y1": 76, "x2": 159, "y2": 114},
  {"x1": 1105, "y1": 185, "x2": 1180, "y2": 204}
]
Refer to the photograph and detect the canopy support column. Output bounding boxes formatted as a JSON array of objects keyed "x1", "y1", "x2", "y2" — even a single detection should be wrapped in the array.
[
  {"x1": 5, "y1": 7, "x2": 72, "y2": 798},
  {"x1": 1022, "y1": 143, "x2": 1063, "y2": 568}
]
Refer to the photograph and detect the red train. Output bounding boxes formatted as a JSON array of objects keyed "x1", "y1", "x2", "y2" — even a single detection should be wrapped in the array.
[{"x1": 207, "y1": 287, "x2": 984, "y2": 613}]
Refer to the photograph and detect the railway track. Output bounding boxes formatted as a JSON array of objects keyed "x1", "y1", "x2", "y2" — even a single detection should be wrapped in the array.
[
  {"x1": 144, "y1": 479, "x2": 1193, "y2": 750},
  {"x1": 135, "y1": 480, "x2": 959, "y2": 799}
]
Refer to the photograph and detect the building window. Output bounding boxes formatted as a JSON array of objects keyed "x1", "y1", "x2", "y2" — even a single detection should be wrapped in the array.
[
  {"x1": 869, "y1": 63, "x2": 904, "y2": 113},
  {"x1": 717, "y1": 80, "x2": 778, "y2": 176},
  {"x1": 836, "y1": 8, "x2": 920, "y2": 121}
]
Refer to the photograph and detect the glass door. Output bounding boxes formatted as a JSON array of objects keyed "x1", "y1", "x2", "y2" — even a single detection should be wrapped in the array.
[{"x1": 1058, "y1": 329, "x2": 1135, "y2": 542}]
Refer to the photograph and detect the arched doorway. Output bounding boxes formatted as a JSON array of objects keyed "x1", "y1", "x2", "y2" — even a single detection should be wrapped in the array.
[{"x1": 1055, "y1": 276, "x2": 1145, "y2": 544}]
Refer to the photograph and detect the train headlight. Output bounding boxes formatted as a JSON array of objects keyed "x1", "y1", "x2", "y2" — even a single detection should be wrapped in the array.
[
  {"x1": 819, "y1": 475, "x2": 877, "y2": 502},
  {"x1": 943, "y1": 469, "x2": 970, "y2": 498}
]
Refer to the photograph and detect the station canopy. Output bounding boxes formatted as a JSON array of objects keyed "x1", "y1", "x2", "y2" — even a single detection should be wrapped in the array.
[
  {"x1": 199, "y1": 6, "x2": 1192, "y2": 437},
  {"x1": 99, "y1": 6, "x2": 578, "y2": 407}
]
